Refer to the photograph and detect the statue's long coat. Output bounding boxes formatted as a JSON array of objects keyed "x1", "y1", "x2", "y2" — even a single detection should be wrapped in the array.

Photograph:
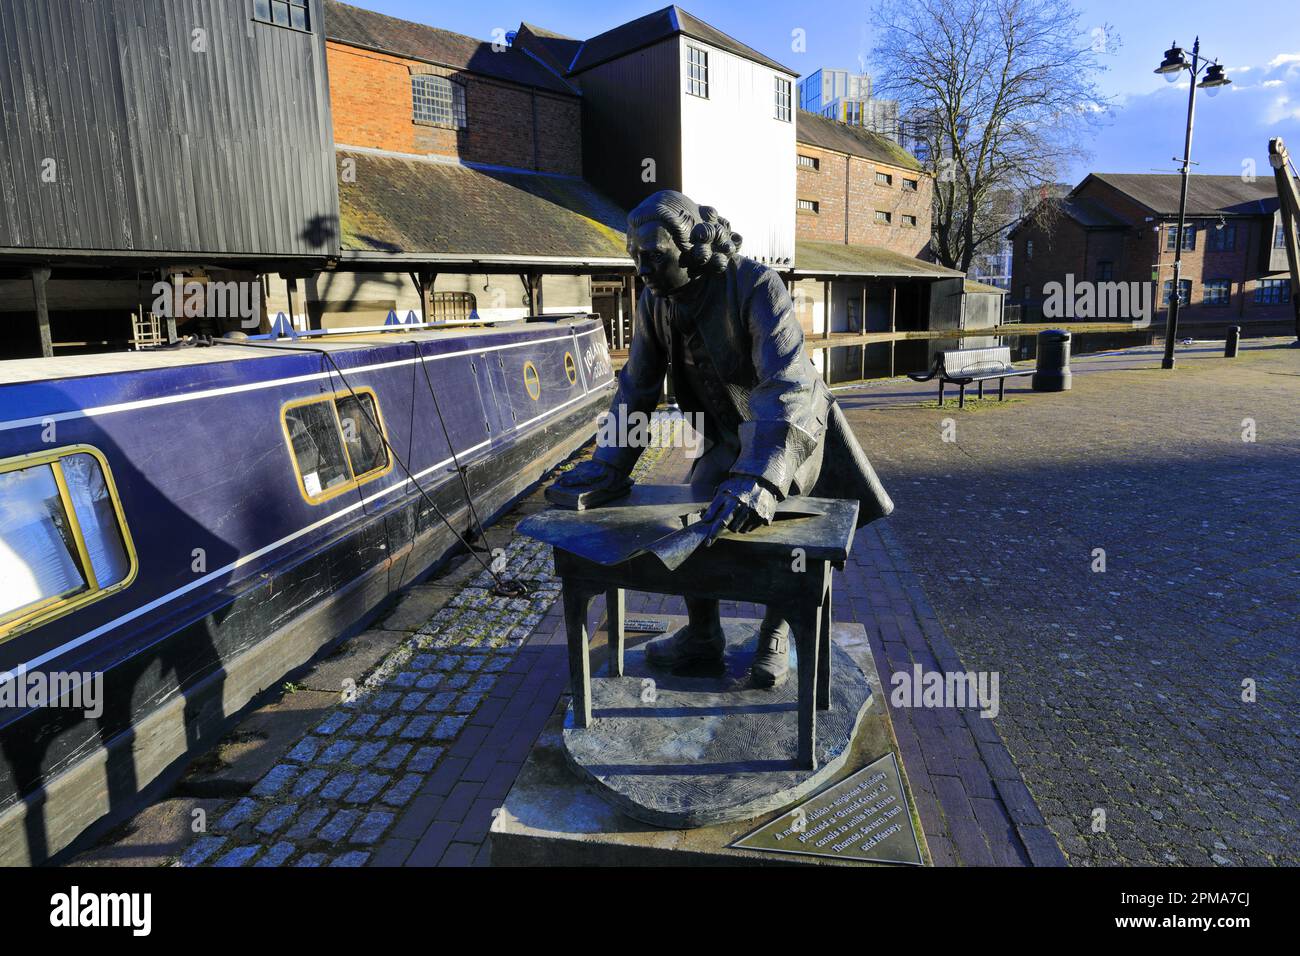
[{"x1": 593, "y1": 255, "x2": 893, "y2": 526}]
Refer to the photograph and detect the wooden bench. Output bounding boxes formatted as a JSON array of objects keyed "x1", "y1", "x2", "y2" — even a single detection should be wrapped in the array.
[{"x1": 908, "y1": 346, "x2": 1033, "y2": 408}]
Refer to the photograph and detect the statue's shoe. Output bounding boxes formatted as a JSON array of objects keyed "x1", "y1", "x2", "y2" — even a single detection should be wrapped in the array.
[
  {"x1": 644, "y1": 627, "x2": 725, "y2": 670},
  {"x1": 749, "y1": 620, "x2": 790, "y2": 689}
]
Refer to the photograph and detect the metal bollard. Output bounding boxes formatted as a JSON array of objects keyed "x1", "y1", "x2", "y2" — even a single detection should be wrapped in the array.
[{"x1": 1225, "y1": 325, "x2": 1240, "y2": 358}]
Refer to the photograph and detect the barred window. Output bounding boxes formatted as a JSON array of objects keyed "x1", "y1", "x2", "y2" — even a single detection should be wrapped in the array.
[
  {"x1": 797, "y1": 154, "x2": 819, "y2": 170},
  {"x1": 901, "y1": 214, "x2": 917, "y2": 227},
  {"x1": 686, "y1": 45, "x2": 709, "y2": 98},
  {"x1": 430, "y1": 291, "x2": 478, "y2": 323},
  {"x1": 413, "y1": 75, "x2": 467, "y2": 128},
  {"x1": 797, "y1": 199, "x2": 819, "y2": 213},
  {"x1": 875, "y1": 171, "x2": 893, "y2": 186},
  {"x1": 253, "y1": 0, "x2": 309, "y2": 31},
  {"x1": 774, "y1": 76, "x2": 792, "y2": 121},
  {"x1": 875, "y1": 210, "x2": 892, "y2": 224},
  {"x1": 902, "y1": 178, "x2": 919, "y2": 191}
]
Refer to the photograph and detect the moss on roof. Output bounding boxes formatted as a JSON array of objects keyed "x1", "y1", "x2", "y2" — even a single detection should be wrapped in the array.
[{"x1": 338, "y1": 150, "x2": 630, "y2": 261}]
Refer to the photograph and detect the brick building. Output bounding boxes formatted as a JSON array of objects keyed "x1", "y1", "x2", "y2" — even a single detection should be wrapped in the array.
[
  {"x1": 314, "y1": 0, "x2": 632, "y2": 331},
  {"x1": 1011, "y1": 173, "x2": 1293, "y2": 337},
  {"x1": 794, "y1": 111, "x2": 932, "y2": 258}
]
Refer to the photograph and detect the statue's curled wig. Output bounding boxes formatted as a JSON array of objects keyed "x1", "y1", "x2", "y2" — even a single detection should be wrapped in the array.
[{"x1": 626, "y1": 190, "x2": 742, "y2": 278}]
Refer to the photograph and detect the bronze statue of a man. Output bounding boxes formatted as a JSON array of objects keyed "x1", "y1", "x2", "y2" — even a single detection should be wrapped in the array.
[{"x1": 551, "y1": 190, "x2": 893, "y2": 687}]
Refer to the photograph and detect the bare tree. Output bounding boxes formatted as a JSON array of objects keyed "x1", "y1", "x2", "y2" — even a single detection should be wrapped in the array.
[{"x1": 871, "y1": 0, "x2": 1116, "y2": 273}]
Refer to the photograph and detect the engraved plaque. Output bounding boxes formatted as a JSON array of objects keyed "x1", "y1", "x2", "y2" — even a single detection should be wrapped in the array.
[{"x1": 731, "y1": 752, "x2": 923, "y2": 865}]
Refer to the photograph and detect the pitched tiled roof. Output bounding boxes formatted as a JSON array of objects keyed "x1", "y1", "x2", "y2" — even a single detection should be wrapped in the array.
[
  {"x1": 568, "y1": 5, "x2": 794, "y2": 76},
  {"x1": 515, "y1": 23, "x2": 583, "y2": 78},
  {"x1": 1059, "y1": 196, "x2": 1129, "y2": 228},
  {"x1": 794, "y1": 240, "x2": 962, "y2": 278},
  {"x1": 1085, "y1": 173, "x2": 1279, "y2": 217},
  {"x1": 337, "y1": 149, "x2": 631, "y2": 263},
  {"x1": 796, "y1": 111, "x2": 923, "y2": 172},
  {"x1": 324, "y1": 1, "x2": 575, "y2": 96}
]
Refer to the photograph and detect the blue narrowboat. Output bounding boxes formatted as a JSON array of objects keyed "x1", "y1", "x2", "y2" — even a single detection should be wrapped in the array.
[{"x1": 0, "y1": 316, "x2": 614, "y2": 864}]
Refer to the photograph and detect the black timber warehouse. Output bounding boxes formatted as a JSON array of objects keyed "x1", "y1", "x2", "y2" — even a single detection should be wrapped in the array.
[{"x1": 0, "y1": 0, "x2": 340, "y2": 357}]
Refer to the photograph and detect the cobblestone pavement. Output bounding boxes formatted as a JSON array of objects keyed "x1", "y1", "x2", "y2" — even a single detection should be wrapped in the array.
[
  {"x1": 178, "y1": 423, "x2": 682, "y2": 867},
  {"x1": 835, "y1": 340, "x2": 1300, "y2": 866}
]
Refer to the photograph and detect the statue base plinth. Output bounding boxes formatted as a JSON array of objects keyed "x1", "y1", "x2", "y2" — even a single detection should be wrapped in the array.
[{"x1": 489, "y1": 617, "x2": 930, "y2": 866}]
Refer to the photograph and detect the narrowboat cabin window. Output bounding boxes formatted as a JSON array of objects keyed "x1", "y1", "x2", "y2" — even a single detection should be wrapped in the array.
[
  {"x1": 686, "y1": 45, "x2": 709, "y2": 98},
  {"x1": 252, "y1": 0, "x2": 310, "y2": 31},
  {"x1": 283, "y1": 389, "x2": 392, "y2": 504},
  {"x1": 0, "y1": 447, "x2": 136, "y2": 641},
  {"x1": 413, "y1": 75, "x2": 467, "y2": 129}
]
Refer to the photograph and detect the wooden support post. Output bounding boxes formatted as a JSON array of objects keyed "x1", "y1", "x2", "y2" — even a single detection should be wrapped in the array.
[
  {"x1": 859, "y1": 284, "x2": 868, "y2": 381},
  {"x1": 282, "y1": 274, "x2": 306, "y2": 333},
  {"x1": 165, "y1": 271, "x2": 181, "y2": 344},
  {"x1": 31, "y1": 267, "x2": 53, "y2": 358},
  {"x1": 522, "y1": 273, "x2": 540, "y2": 317},
  {"x1": 889, "y1": 282, "x2": 898, "y2": 378},
  {"x1": 822, "y1": 278, "x2": 832, "y2": 385}
]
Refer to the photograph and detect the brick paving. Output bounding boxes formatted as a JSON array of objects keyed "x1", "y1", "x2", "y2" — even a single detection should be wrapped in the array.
[
  {"x1": 834, "y1": 339, "x2": 1300, "y2": 866},
  {"x1": 163, "y1": 406, "x2": 1048, "y2": 867}
]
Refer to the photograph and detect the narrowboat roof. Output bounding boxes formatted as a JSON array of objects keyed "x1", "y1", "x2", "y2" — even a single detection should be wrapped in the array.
[{"x1": 0, "y1": 317, "x2": 602, "y2": 385}]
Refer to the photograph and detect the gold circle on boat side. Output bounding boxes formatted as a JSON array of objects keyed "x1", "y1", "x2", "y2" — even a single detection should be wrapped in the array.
[
  {"x1": 523, "y1": 361, "x2": 541, "y2": 400},
  {"x1": 564, "y1": 351, "x2": 578, "y2": 384}
]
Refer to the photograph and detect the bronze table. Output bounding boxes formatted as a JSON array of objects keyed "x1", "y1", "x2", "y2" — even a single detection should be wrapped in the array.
[{"x1": 520, "y1": 485, "x2": 859, "y2": 770}]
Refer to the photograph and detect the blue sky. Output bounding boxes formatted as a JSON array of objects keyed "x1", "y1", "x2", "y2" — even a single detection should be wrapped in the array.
[{"x1": 354, "y1": 0, "x2": 1300, "y2": 184}]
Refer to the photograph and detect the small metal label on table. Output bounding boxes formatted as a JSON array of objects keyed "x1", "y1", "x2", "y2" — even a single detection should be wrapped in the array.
[{"x1": 731, "y1": 752, "x2": 923, "y2": 865}]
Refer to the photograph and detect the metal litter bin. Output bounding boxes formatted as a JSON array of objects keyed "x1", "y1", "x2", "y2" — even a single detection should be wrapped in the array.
[
  {"x1": 1032, "y1": 329, "x2": 1072, "y2": 392},
  {"x1": 1225, "y1": 325, "x2": 1241, "y2": 358}
]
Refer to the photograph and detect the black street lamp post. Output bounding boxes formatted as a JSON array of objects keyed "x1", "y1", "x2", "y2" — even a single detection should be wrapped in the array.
[{"x1": 1154, "y1": 39, "x2": 1231, "y2": 369}]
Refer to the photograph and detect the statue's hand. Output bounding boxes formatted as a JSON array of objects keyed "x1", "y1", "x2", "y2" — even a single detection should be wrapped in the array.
[
  {"x1": 700, "y1": 476, "x2": 777, "y2": 546},
  {"x1": 551, "y1": 458, "x2": 627, "y2": 493}
]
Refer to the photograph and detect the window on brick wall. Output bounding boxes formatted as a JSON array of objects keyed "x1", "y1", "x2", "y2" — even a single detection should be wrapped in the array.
[
  {"x1": 902, "y1": 178, "x2": 919, "y2": 191},
  {"x1": 875, "y1": 171, "x2": 893, "y2": 186},
  {"x1": 1026, "y1": 239, "x2": 1034, "y2": 259},
  {"x1": 875, "y1": 210, "x2": 892, "y2": 224},
  {"x1": 1162, "y1": 279, "x2": 1192, "y2": 306},
  {"x1": 252, "y1": 0, "x2": 309, "y2": 30},
  {"x1": 1207, "y1": 221, "x2": 1236, "y2": 251},
  {"x1": 1166, "y1": 223, "x2": 1196, "y2": 251},
  {"x1": 901, "y1": 214, "x2": 917, "y2": 227},
  {"x1": 413, "y1": 75, "x2": 467, "y2": 128},
  {"x1": 1096, "y1": 260, "x2": 1114, "y2": 281},
  {"x1": 1203, "y1": 279, "x2": 1231, "y2": 306},
  {"x1": 686, "y1": 45, "x2": 709, "y2": 98},
  {"x1": 774, "y1": 77, "x2": 792, "y2": 122},
  {"x1": 797, "y1": 154, "x2": 819, "y2": 171},
  {"x1": 797, "y1": 199, "x2": 819, "y2": 213},
  {"x1": 1255, "y1": 279, "x2": 1291, "y2": 304}
]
